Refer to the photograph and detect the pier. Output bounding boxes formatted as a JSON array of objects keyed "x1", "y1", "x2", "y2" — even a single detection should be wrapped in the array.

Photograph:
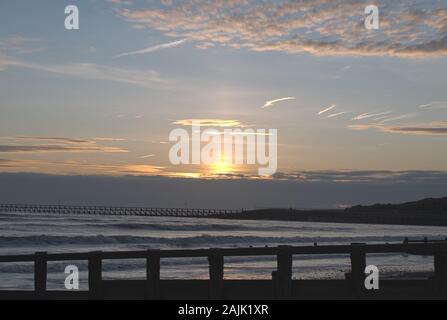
[
  {"x1": 0, "y1": 204, "x2": 240, "y2": 217},
  {"x1": 1, "y1": 241, "x2": 447, "y2": 299}
]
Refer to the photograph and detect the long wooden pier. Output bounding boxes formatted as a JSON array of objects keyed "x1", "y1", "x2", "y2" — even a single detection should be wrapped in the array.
[
  {"x1": 1, "y1": 240, "x2": 447, "y2": 299},
  {"x1": 0, "y1": 204, "x2": 241, "y2": 217}
]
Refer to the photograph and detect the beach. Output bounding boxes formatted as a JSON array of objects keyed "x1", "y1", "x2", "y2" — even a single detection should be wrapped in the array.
[{"x1": 0, "y1": 212, "x2": 446, "y2": 291}]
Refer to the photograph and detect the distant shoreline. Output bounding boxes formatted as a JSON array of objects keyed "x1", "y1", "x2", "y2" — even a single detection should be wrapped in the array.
[
  {"x1": 208, "y1": 209, "x2": 447, "y2": 227},
  {"x1": 209, "y1": 197, "x2": 447, "y2": 227}
]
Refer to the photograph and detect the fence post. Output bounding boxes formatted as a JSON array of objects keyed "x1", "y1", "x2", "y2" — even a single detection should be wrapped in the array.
[
  {"x1": 146, "y1": 250, "x2": 161, "y2": 299},
  {"x1": 208, "y1": 249, "x2": 224, "y2": 299},
  {"x1": 275, "y1": 246, "x2": 293, "y2": 299},
  {"x1": 34, "y1": 252, "x2": 47, "y2": 294},
  {"x1": 88, "y1": 251, "x2": 103, "y2": 299},
  {"x1": 434, "y1": 251, "x2": 447, "y2": 298},
  {"x1": 347, "y1": 243, "x2": 366, "y2": 298}
]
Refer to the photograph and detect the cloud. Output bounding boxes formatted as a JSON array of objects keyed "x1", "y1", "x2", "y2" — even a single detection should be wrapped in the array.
[
  {"x1": 0, "y1": 35, "x2": 43, "y2": 54},
  {"x1": 115, "y1": 0, "x2": 447, "y2": 58},
  {"x1": 203, "y1": 131, "x2": 273, "y2": 136},
  {"x1": 93, "y1": 137, "x2": 128, "y2": 142},
  {"x1": 0, "y1": 159, "x2": 164, "y2": 176},
  {"x1": 262, "y1": 97, "x2": 295, "y2": 108},
  {"x1": 140, "y1": 154, "x2": 155, "y2": 159},
  {"x1": 349, "y1": 121, "x2": 447, "y2": 136},
  {"x1": 13, "y1": 136, "x2": 92, "y2": 144},
  {"x1": 172, "y1": 119, "x2": 247, "y2": 127},
  {"x1": 388, "y1": 127, "x2": 447, "y2": 135},
  {"x1": 3, "y1": 171, "x2": 447, "y2": 209},
  {"x1": 419, "y1": 101, "x2": 447, "y2": 109},
  {"x1": 0, "y1": 136, "x2": 128, "y2": 154},
  {"x1": 0, "y1": 145, "x2": 127, "y2": 153},
  {"x1": 115, "y1": 38, "x2": 188, "y2": 58},
  {"x1": 272, "y1": 170, "x2": 447, "y2": 183},
  {"x1": 318, "y1": 104, "x2": 336, "y2": 115},
  {"x1": 379, "y1": 113, "x2": 418, "y2": 123},
  {"x1": 351, "y1": 111, "x2": 392, "y2": 121},
  {"x1": 326, "y1": 111, "x2": 350, "y2": 118},
  {"x1": 107, "y1": 0, "x2": 132, "y2": 5},
  {"x1": 0, "y1": 56, "x2": 167, "y2": 89},
  {"x1": 121, "y1": 165, "x2": 164, "y2": 174}
]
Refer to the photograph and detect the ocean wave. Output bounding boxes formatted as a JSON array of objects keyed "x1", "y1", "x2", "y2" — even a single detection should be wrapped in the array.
[
  {"x1": 97, "y1": 222, "x2": 253, "y2": 232},
  {"x1": 0, "y1": 234, "x2": 410, "y2": 248}
]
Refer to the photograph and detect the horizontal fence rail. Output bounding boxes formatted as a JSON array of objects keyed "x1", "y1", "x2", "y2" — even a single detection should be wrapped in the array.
[
  {"x1": 1, "y1": 240, "x2": 447, "y2": 299},
  {"x1": 0, "y1": 204, "x2": 241, "y2": 217}
]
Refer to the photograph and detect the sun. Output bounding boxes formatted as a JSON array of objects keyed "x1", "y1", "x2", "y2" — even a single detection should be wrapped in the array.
[
  {"x1": 210, "y1": 161, "x2": 233, "y2": 175},
  {"x1": 208, "y1": 154, "x2": 235, "y2": 175}
]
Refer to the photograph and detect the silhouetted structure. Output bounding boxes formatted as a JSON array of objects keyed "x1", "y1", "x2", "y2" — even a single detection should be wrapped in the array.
[{"x1": 0, "y1": 204, "x2": 239, "y2": 217}]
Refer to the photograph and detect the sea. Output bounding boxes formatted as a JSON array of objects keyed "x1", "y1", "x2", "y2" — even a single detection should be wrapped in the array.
[{"x1": 0, "y1": 212, "x2": 446, "y2": 290}]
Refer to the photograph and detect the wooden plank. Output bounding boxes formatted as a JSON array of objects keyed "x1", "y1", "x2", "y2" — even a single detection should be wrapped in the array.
[
  {"x1": 434, "y1": 251, "x2": 447, "y2": 298},
  {"x1": 275, "y1": 246, "x2": 293, "y2": 299},
  {"x1": 88, "y1": 251, "x2": 103, "y2": 299},
  {"x1": 34, "y1": 252, "x2": 47, "y2": 293},
  {"x1": 208, "y1": 250, "x2": 224, "y2": 299},
  {"x1": 347, "y1": 243, "x2": 366, "y2": 298},
  {"x1": 146, "y1": 250, "x2": 161, "y2": 299}
]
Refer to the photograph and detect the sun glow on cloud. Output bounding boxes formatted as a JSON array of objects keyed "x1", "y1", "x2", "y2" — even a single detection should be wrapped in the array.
[
  {"x1": 172, "y1": 119, "x2": 247, "y2": 127},
  {"x1": 208, "y1": 157, "x2": 235, "y2": 175},
  {"x1": 122, "y1": 165, "x2": 165, "y2": 174}
]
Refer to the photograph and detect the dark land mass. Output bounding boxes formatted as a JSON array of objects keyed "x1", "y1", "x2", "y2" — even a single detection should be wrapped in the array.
[{"x1": 212, "y1": 197, "x2": 447, "y2": 226}]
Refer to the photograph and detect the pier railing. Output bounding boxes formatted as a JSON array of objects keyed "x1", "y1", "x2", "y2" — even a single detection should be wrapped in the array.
[
  {"x1": 0, "y1": 204, "x2": 241, "y2": 217},
  {"x1": 1, "y1": 241, "x2": 447, "y2": 299}
]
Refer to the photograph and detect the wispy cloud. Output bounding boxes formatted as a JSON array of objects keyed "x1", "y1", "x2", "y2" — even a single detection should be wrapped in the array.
[
  {"x1": 13, "y1": 136, "x2": 91, "y2": 144},
  {"x1": 262, "y1": 97, "x2": 295, "y2": 108},
  {"x1": 93, "y1": 137, "x2": 128, "y2": 142},
  {"x1": 272, "y1": 170, "x2": 447, "y2": 183},
  {"x1": 202, "y1": 131, "x2": 273, "y2": 136},
  {"x1": 0, "y1": 136, "x2": 128, "y2": 154},
  {"x1": 419, "y1": 101, "x2": 447, "y2": 109},
  {"x1": 140, "y1": 154, "x2": 155, "y2": 159},
  {"x1": 0, "y1": 56, "x2": 168, "y2": 89},
  {"x1": 351, "y1": 111, "x2": 392, "y2": 121},
  {"x1": 0, "y1": 145, "x2": 127, "y2": 153},
  {"x1": 122, "y1": 165, "x2": 164, "y2": 174},
  {"x1": 349, "y1": 121, "x2": 447, "y2": 136},
  {"x1": 0, "y1": 35, "x2": 43, "y2": 54},
  {"x1": 172, "y1": 119, "x2": 247, "y2": 127},
  {"x1": 318, "y1": 104, "x2": 336, "y2": 115},
  {"x1": 379, "y1": 113, "x2": 418, "y2": 123},
  {"x1": 0, "y1": 159, "x2": 164, "y2": 176},
  {"x1": 114, "y1": 38, "x2": 188, "y2": 58},
  {"x1": 327, "y1": 111, "x2": 350, "y2": 118}
]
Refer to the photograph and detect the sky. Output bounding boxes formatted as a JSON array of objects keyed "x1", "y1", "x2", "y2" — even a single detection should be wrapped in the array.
[{"x1": 0, "y1": 0, "x2": 447, "y2": 207}]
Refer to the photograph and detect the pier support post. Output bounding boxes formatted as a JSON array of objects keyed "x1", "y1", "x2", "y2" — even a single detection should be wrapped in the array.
[
  {"x1": 275, "y1": 246, "x2": 293, "y2": 299},
  {"x1": 88, "y1": 251, "x2": 103, "y2": 299},
  {"x1": 208, "y1": 249, "x2": 224, "y2": 299},
  {"x1": 34, "y1": 252, "x2": 47, "y2": 294},
  {"x1": 347, "y1": 243, "x2": 366, "y2": 298},
  {"x1": 146, "y1": 250, "x2": 161, "y2": 299},
  {"x1": 434, "y1": 251, "x2": 447, "y2": 298}
]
